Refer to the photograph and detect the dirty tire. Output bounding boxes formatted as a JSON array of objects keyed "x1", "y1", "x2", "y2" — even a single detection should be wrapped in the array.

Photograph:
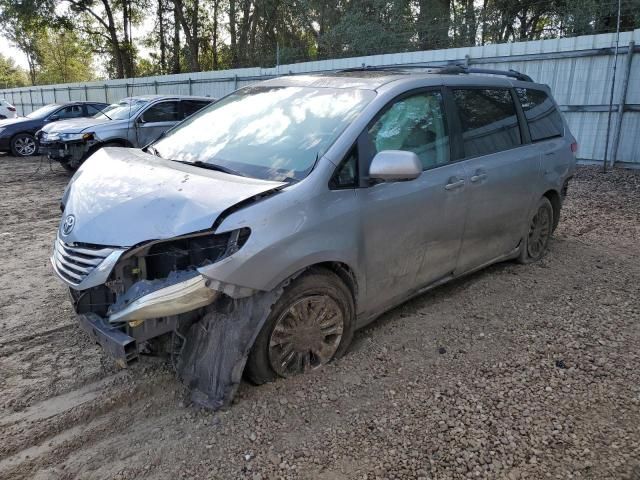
[
  {"x1": 245, "y1": 268, "x2": 355, "y2": 385},
  {"x1": 518, "y1": 196, "x2": 554, "y2": 264},
  {"x1": 11, "y1": 133, "x2": 37, "y2": 157}
]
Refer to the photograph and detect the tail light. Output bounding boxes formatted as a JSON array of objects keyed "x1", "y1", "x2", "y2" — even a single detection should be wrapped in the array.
[
  {"x1": 8, "y1": 106, "x2": 16, "y2": 112},
  {"x1": 570, "y1": 142, "x2": 578, "y2": 153}
]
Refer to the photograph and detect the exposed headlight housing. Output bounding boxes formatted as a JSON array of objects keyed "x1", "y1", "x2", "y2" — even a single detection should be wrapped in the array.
[
  {"x1": 106, "y1": 228, "x2": 251, "y2": 323},
  {"x1": 60, "y1": 132, "x2": 95, "y2": 142}
]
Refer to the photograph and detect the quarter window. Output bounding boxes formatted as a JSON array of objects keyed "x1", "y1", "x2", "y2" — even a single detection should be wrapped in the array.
[
  {"x1": 330, "y1": 146, "x2": 358, "y2": 189},
  {"x1": 452, "y1": 89, "x2": 521, "y2": 157},
  {"x1": 516, "y1": 88, "x2": 564, "y2": 142},
  {"x1": 368, "y1": 91, "x2": 449, "y2": 170}
]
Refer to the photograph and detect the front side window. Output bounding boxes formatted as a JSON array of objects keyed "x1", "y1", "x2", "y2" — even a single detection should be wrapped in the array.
[
  {"x1": 57, "y1": 105, "x2": 84, "y2": 119},
  {"x1": 452, "y1": 88, "x2": 521, "y2": 158},
  {"x1": 516, "y1": 88, "x2": 564, "y2": 142},
  {"x1": 141, "y1": 101, "x2": 180, "y2": 123},
  {"x1": 152, "y1": 86, "x2": 375, "y2": 182},
  {"x1": 367, "y1": 91, "x2": 449, "y2": 170}
]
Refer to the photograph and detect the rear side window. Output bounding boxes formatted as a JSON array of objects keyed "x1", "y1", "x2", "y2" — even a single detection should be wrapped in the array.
[
  {"x1": 181, "y1": 100, "x2": 211, "y2": 119},
  {"x1": 452, "y1": 89, "x2": 521, "y2": 158},
  {"x1": 516, "y1": 88, "x2": 564, "y2": 141}
]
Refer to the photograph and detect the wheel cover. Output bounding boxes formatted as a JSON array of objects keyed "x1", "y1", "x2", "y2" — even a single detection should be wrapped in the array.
[
  {"x1": 527, "y1": 206, "x2": 551, "y2": 258},
  {"x1": 268, "y1": 295, "x2": 344, "y2": 377},
  {"x1": 15, "y1": 137, "x2": 36, "y2": 156}
]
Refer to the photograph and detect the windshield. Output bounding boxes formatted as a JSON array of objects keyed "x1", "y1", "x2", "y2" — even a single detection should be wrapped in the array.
[
  {"x1": 27, "y1": 104, "x2": 60, "y2": 119},
  {"x1": 152, "y1": 86, "x2": 375, "y2": 181},
  {"x1": 93, "y1": 100, "x2": 148, "y2": 120}
]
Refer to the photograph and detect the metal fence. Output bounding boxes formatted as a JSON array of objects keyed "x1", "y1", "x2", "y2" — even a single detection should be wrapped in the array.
[{"x1": 1, "y1": 28, "x2": 639, "y2": 167}]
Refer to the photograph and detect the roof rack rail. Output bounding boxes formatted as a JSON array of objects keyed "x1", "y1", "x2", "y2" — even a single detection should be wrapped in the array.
[{"x1": 338, "y1": 64, "x2": 533, "y2": 82}]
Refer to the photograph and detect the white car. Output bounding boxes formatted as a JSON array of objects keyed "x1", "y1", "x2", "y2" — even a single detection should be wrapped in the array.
[{"x1": 0, "y1": 99, "x2": 17, "y2": 120}]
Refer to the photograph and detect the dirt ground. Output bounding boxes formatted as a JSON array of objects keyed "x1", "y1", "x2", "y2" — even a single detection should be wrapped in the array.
[{"x1": 0, "y1": 154, "x2": 639, "y2": 480}]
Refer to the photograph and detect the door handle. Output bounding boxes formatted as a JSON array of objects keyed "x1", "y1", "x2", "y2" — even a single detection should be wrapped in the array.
[
  {"x1": 445, "y1": 178, "x2": 465, "y2": 190},
  {"x1": 470, "y1": 172, "x2": 488, "y2": 183}
]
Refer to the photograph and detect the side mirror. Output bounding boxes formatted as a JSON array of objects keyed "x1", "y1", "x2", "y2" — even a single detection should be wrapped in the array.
[
  {"x1": 48, "y1": 115, "x2": 60, "y2": 122},
  {"x1": 369, "y1": 150, "x2": 422, "y2": 182}
]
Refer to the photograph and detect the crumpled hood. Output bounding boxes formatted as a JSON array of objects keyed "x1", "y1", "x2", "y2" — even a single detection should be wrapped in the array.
[
  {"x1": 60, "y1": 147, "x2": 285, "y2": 247},
  {"x1": 41, "y1": 117, "x2": 113, "y2": 134}
]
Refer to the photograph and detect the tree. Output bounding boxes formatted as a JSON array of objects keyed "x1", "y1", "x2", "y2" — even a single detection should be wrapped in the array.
[
  {"x1": 0, "y1": 54, "x2": 29, "y2": 88},
  {"x1": 36, "y1": 29, "x2": 95, "y2": 84}
]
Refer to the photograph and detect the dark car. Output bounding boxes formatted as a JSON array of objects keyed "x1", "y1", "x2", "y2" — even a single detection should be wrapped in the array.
[{"x1": 0, "y1": 101, "x2": 109, "y2": 157}]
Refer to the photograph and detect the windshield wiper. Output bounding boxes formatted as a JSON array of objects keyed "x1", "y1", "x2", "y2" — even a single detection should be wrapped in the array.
[
  {"x1": 146, "y1": 145, "x2": 162, "y2": 157},
  {"x1": 172, "y1": 160, "x2": 247, "y2": 178},
  {"x1": 97, "y1": 108, "x2": 112, "y2": 120}
]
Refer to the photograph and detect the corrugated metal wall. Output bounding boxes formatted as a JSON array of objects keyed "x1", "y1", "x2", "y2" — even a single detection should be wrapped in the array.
[{"x1": 1, "y1": 29, "x2": 638, "y2": 165}]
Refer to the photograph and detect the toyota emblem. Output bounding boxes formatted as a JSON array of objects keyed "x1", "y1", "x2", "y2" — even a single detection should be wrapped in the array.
[{"x1": 62, "y1": 214, "x2": 76, "y2": 236}]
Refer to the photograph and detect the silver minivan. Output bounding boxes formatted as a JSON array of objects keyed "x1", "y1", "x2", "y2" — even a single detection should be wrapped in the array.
[{"x1": 51, "y1": 67, "x2": 576, "y2": 408}]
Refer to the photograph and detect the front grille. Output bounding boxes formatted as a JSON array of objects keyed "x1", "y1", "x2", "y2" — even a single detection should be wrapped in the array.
[{"x1": 52, "y1": 238, "x2": 115, "y2": 286}]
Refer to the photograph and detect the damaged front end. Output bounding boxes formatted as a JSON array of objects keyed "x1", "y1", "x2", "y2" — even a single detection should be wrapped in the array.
[
  {"x1": 39, "y1": 132, "x2": 95, "y2": 168},
  {"x1": 52, "y1": 226, "x2": 274, "y2": 406}
]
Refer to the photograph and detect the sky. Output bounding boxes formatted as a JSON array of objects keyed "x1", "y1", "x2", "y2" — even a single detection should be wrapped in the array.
[{"x1": 0, "y1": 11, "x2": 155, "y2": 74}]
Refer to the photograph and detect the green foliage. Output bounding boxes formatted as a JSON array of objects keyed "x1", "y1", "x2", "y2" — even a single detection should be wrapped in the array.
[
  {"x1": 1, "y1": 0, "x2": 640, "y2": 82},
  {"x1": 35, "y1": 29, "x2": 96, "y2": 84},
  {"x1": 0, "y1": 54, "x2": 29, "y2": 88}
]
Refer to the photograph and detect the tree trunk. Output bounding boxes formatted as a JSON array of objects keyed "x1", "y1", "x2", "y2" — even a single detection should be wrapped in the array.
[
  {"x1": 173, "y1": 0, "x2": 200, "y2": 72},
  {"x1": 229, "y1": 0, "x2": 238, "y2": 67},
  {"x1": 158, "y1": 0, "x2": 167, "y2": 73},
  {"x1": 417, "y1": 0, "x2": 450, "y2": 50},
  {"x1": 212, "y1": 0, "x2": 219, "y2": 69},
  {"x1": 101, "y1": 0, "x2": 126, "y2": 78},
  {"x1": 172, "y1": 5, "x2": 181, "y2": 74}
]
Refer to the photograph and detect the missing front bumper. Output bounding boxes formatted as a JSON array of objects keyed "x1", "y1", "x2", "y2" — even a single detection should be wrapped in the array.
[{"x1": 78, "y1": 313, "x2": 138, "y2": 367}]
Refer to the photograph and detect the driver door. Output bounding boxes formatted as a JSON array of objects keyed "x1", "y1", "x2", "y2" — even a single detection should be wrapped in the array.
[
  {"x1": 357, "y1": 89, "x2": 469, "y2": 314},
  {"x1": 135, "y1": 101, "x2": 180, "y2": 147}
]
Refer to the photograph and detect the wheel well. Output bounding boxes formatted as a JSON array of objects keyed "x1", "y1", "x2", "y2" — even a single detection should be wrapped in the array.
[
  {"x1": 310, "y1": 262, "x2": 358, "y2": 304},
  {"x1": 543, "y1": 189, "x2": 561, "y2": 231}
]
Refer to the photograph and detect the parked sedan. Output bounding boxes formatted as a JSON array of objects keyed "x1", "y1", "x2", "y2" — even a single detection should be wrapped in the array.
[
  {"x1": 0, "y1": 101, "x2": 109, "y2": 157},
  {"x1": 0, "y1": 99, "x2": 17, "y2": 120},
  {"x1": 39, "y1": 95, "x2": 214, "y2": 171},
  {"x1": 52, "y1": 67, "x2": 576, "y2": 408}
]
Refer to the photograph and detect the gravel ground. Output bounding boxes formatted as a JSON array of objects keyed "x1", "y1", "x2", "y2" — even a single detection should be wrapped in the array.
[{"x1": 0, "y1": 155, "x2": 639, "y2": 480}]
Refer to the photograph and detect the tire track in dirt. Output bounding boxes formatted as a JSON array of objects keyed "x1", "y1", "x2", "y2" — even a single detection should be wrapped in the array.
[{"x1": 0, "y1": 366, "x2": 180, "y2": 479}]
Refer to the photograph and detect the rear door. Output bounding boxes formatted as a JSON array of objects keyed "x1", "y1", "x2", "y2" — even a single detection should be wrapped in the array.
[
  {"x1": 515, "y1": 87, "x2": 572, "y2": 182},
  {"x1": 357, "y1": 89, "x2": 469, "y2": 313},
  {"x1": 451, "y1": 87, "x2": 540, "y2": 274},
  {"x1": 135, "y1": 100, "x2": 180, "y2": 146}
]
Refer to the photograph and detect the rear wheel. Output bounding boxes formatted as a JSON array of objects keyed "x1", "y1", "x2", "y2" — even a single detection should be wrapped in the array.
[
  {"x1": 518, "y1": 197, "x2": 553, "y2": 264},
  {"x1": 11, "y1": 133, "x2": 37, "y2": 157},
  {"x1": 245, "y1": 268, "x2": 355, "y2": 384}
]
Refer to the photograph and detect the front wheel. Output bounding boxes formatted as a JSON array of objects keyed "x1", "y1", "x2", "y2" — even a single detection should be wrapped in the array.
[
  {"x1": 518, "y1": 197, "x2": 553, "y2": 264},
  {"x1": 11, "y1": 133, "x2": 37, "y2": 157},
  {"x1": 245, "y1": 268, "x2": 355, "y2": 384}
]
